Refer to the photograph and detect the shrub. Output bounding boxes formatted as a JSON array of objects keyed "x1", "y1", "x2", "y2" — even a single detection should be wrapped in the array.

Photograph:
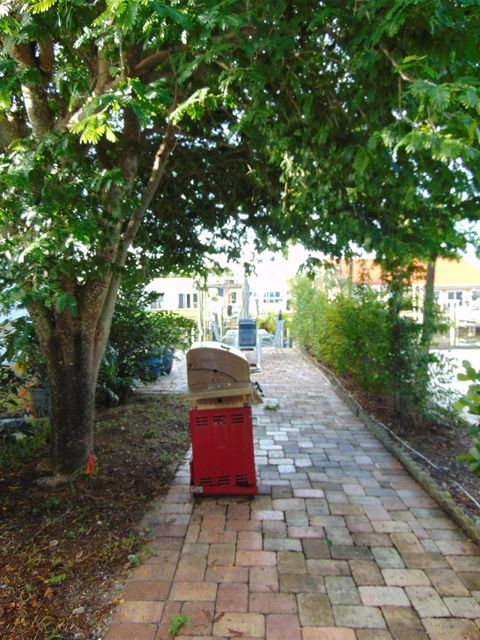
[
  {"x1": 454, "y1": 362, "x2": 480, "y2": 475},
  {"x1": 290, "y1": 272, "x2": 450, "y2": 418},
  {"x1": 97, "y1": 289, "x2": 197, "y2": 404}
]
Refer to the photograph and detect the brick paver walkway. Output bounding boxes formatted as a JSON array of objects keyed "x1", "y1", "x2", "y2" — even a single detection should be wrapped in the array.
[{"x1": 105, "y1": 349, "x2": 480, "y2": 640}]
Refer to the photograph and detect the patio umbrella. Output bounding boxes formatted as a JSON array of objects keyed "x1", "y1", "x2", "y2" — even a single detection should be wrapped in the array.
[{"x1": 240, "y1": 276, "x2": 250, "y2": 319}]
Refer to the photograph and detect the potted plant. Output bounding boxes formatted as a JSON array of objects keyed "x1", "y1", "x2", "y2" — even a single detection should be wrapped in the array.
[{"x1": 2, "y1": 316, "x2": 50, "y2": 418}]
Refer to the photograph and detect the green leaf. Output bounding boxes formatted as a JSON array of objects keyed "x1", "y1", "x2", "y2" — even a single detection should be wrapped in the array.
[
  {"x1": 151, "y1": 2, "x2": 191, "y2": 28},
  {"x1": 353, "y1": 147, "x2": 369, "y2": 175},
  {"x1": 29, "y1": 0, "x2": 57, "y2": 14},
  {"x1": 55, "y1": 294, "x2": 78, "y2": 316}
]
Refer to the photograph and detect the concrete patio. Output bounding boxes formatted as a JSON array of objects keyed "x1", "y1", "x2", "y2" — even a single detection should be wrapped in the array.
[{"x1": 105, "y1": 348, "x2": 480, "y2": 640}]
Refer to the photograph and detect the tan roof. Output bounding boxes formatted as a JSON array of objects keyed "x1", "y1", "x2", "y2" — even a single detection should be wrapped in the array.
[
  {"x1": 432, "y1": 258, "x2": 480, "y2": 286},
  {"x1": 336, "y1": 257, "x2": 480, "y2": 287}
]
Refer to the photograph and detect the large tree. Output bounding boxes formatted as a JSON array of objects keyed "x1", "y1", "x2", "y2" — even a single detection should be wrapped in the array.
[{"x1": 0, "y1": 0, "x2": 478, "y2": 474}]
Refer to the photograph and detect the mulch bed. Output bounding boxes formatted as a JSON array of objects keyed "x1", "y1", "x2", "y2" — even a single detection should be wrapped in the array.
[
  {"x1": 0, "y1": 393, "x2": 190, "y2": 640},
  {"x1": 331, "y1": 370, "x2": 480, "y2": 523}
]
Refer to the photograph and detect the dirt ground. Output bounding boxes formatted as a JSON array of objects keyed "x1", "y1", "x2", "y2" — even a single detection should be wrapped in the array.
[{"x1": 0, "y1": 393, "x2": 190, "y2": 640}]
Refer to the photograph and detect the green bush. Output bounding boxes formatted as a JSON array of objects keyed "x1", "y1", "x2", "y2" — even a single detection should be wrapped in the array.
[
  {"x1": 291, "y1": 273, "x2": 448, "y2": 416},
  {"x1": 454, "y1": 361, "x2": 480, "y2": 475},
  {"x1": 97, "y1": 289, "x2": 197, "y2": 404},
  {"x1": 292, "y1": 278, "x2": 392, "y2": 393},
  {"x1": 257, "y1": 314, "x2": 277, "y2": 334}
]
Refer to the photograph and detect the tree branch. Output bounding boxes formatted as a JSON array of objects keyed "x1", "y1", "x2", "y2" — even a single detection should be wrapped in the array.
[
  {"x1": 11, "y1": 44, "x2": 53, "y2": 136},
  {"x1": 38, "y1": 39, "x2": 55, "y2": 78},
  {"x1": 0, "y1": 113, "x2": 26, "y2": 150},
  {"x1": 132, "y1": 49, "x2": 172, "y2": 76},
  {"x1": 117, "y1": 119, "x2": 176, "y2": 267},
  {"x1": 119, "y1": 107, "x2": 141, "y2": 190},
  {"x1": 381, "y1": 47, "x2": 416, "y2": 83}
]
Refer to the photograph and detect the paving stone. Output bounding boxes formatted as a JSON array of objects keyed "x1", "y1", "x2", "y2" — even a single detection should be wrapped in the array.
[
  {"x1": 285, "y1": 512, "x2": 309, "y2": 528},
  {"x1": 359, "y1": 586, "x2": 410, "y2": 607},
  {"x1": 402, "y1": 553, "x2": 449, "y2": 570},
  {"x1": 435, "y1": 540, "x2": 480, "y2": 556},
  {"x1": 350, "y1": 560, "x2": 385, "y2": 586},
  {"x1": 288, "y1": 525, "x2": 325, "y2": 538},
  {"x1": 381, "y1": 606, "x2": 428, "y2": 640},
  {"x1": 279, "y1": 573, "x2": 326, "y2": 593},
  {"x1": 345, "y1": 515, "x2": 374, "y2": 533},
  {"x1": 175, "y1": 555, "x2": 206, "y2": 581},
  {"x1": 272, "y1": 498, "x2": 306, "y2": 511},
  {"x1": 297, "y1": 593, "x2": 334, "y2": 626},
  {"x1": 236, "y1": 551, "x2": 277, "y2": 567},
  {"x1": 237, "y1": 531, "x2": 263, "y2": 551},
  {"x1": 332, "y1": 605, "x2": 386, "y2": 628},
  {"x1": 331, "y1": 545, "x2": 373, "y2": 561},
  {"x1": 198, "y1": 529, "x2": 237, "y2": 544},
  {"x1": 307, "y1": 559, "x2": 351, "y2": 576},
  {"x1": 356, "y1": 631, "x2": 393, "y2": 640},
  {"x1": 390, "y1": 533, "x2": 425, "y2": 554},
  {"x1": 182, "y1": 543, "x2": 209, "y2": 556},
  {"x1": 216, "y1": 583, "x2": 249, "y2": 613},
  {"x1": 404, "y1": 586, "x2": 450, "y2": 617},
  {"x1": 264, "y1": 537, "x2": 302, "y2": 552},
  {"x1": 226, "y1": 518, "x2": 261, "y2": 532},
  {"x1": 443, "y1": 596, "x2": 480, "y2": 618},
  {"x1": 421, "y1": 618, "x2": 480, "y2": 640},
  {"x1": 205, "y1": 565, "x2": 249, "y2": 583},
  {"x1": 249, "y1": 592, "x2": 297, "y2": 614},
  {"x1": 446, "y1": 555, "x2": 480, "y2": 572},
  {"x1": 249, "y1": 567, "x2": 279, "y2": 593},
  {"x1": 302, "y1": 538, "x2": 331, "y2": 559},
  {"x1": 262, "y1": 520, "x2": 288, "y2": 537},
  {"x1": 207, "y1": 543, "x2": 236, "y2": 567},
  {"x1": 105, "y1": 622, "x2": 157, "y2": 640},
  {"x1": 353, "y1": 533, "x2": 393, "y2": 548},
  {"x1": 124, "y1": 580, "x2": 171, "y2": 601},
  {"x1": 425, "y1": 568, "x2": 469, "y2": 596},
  {"x1": 458, "y1": 571, "x2": 480, "y2": 591},
  {"x1": 325, "y1": 576, "x2": 361, "y2": 604},
  {"x1": 170, "y1": 581, "x2": 217, "y2": 602},
  {"x1": 371, "y1": 548, "x2": 404, "y2": 569},
  {"x1": 278, "y1": 551, "x2": 307, "y2": 574},
  {"x1": 325, "y1": 527, "x2": 354, "y2": 545},
  {"x1": 212, "y1": 612, "x2": 265, "y2": 638},
  {"x1": 266, "y1": 613, "x2": 302, "y2": 640},
  {"x1": 302, "y1": 628, "x2": 356, "y2": 640},
  {"x1": 131, "y1": 563, "x2": 177, "y2": 582},
  {"x1": 373, "y1": 521, "x2": 411, "y2": 534},
  {"x1": 179, "y1": 600, "x2": 214, "y2": 636},
  {"x1": 381, "y1": 569, "x2": 430, "y2": 587},
  {"x1": 114, "y1": 600, "x2": 164, "y2": 623},
  {"x1": 293, "y1": 489, "x2": 325, "y2": 498}
]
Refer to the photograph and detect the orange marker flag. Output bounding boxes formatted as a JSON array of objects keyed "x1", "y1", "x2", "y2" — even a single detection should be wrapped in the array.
[{"x1": 85, "y1": 453, "x2": 95, "y2": 475}]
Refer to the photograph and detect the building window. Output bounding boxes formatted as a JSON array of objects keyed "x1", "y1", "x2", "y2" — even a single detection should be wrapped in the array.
[
  {"x1": 149, "y1": 294, "x2": 164, "y2": 310},
  {"x1": 230, "y1": 292, "x2": 237, "y2": 304},
  {"x1": 447, "y1": 291, "x2": 464, "y2": 306},
  {"x1": 263, "y1": 291, "x2": 282, "y2": 304},
  {"x1": 179, "y1": 293, "x2": 198, "y2": 309},
  {"x1": 178, "y1": 293, "x2": 191, "y2": 309}
]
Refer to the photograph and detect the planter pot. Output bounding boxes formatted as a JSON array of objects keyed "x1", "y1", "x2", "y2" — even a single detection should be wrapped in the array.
[
  {"x1": 29, "y1": 387, "x2": 50, "y2": 418},
  {"x1": 140, "y1": 348, "x2": 174, "y2": 380},
  {"x1": 162, "y1": 348, "x2": 174, "y2": 375}
]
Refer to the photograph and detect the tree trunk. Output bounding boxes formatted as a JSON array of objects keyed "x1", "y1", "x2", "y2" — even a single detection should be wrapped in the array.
[
  {"x1": 45, "y1": 327, "x2": 97, "y2": 474},
  {"x1": 422, "y1": 259, "x2": 436, "y2": 348}
]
